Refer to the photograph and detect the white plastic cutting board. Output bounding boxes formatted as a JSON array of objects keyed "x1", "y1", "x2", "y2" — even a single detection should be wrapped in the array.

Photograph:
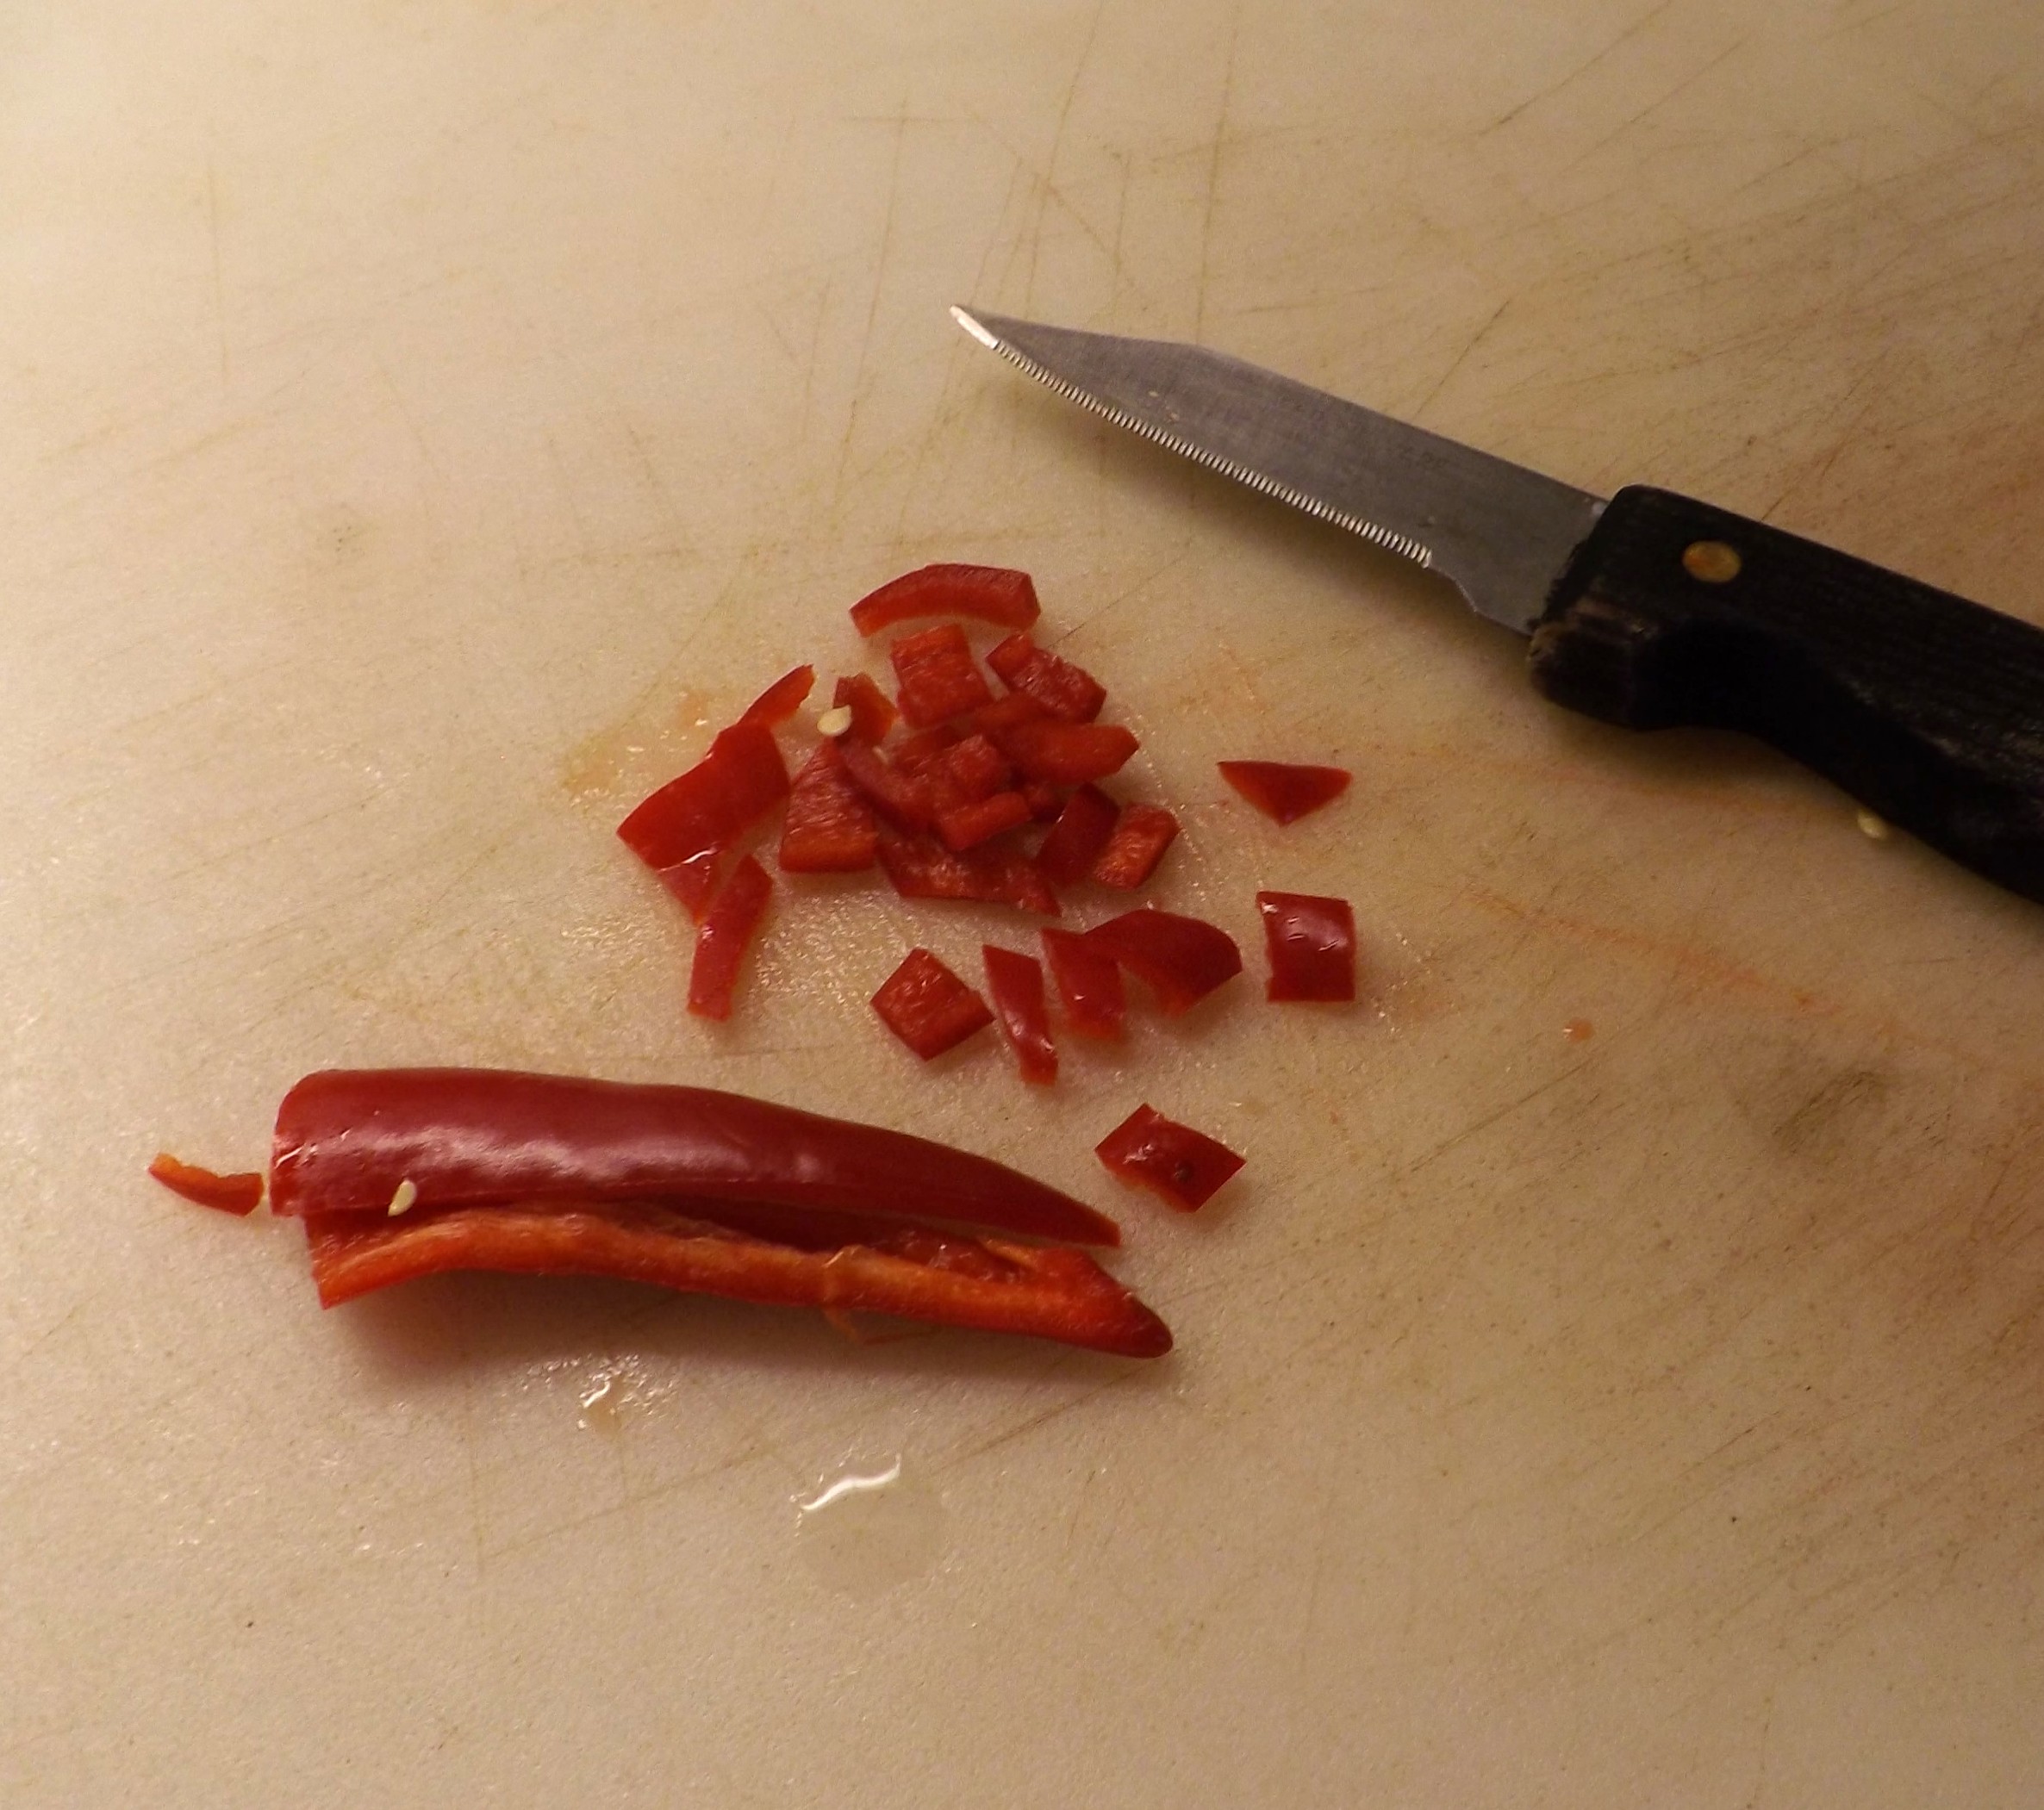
[{"x1": 5, "y1": 2, "x2": 2044, "y2": 1803}]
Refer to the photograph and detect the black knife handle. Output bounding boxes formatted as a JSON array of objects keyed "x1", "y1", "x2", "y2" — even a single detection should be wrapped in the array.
[{"x1": 1526, "y1": 485, "x2": 2044, "y2": 904}]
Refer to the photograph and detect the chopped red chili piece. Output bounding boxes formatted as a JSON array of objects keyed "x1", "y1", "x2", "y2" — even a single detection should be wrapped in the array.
[
  {"x1": 1092, "y1": 805, "x2": 1178, "y2": 889},
  {"x1": 891, "y1": 725, "x2": 961, "y2": 774},
  {"x1": 967, "y1": 692, "x2": 1050, "y2": 738},
  {"x1": 738, "y1": 664, "x2": 815, "y2": 726},
  {"x1": 1218, "y1": 760, "x2": 1351, "y2": 824},
  {"x1": 1095, "y1": 1104, "x2": 1244, "y2": 1212},
  {"x1": 688, "y1": 855, "x2": 774, "y2": 1021},
  {"x1": 1035, "y1": 783, "x2": 1119, "y2": 886},
  {"x1": 147, "y1": 1153, "x2": 264, "y2": 1216},
  {"x1": 876, "y1": 828, "x2": 1061, "y2": 916},
  {"x1": 777, "y1": 740, "x2": 878, "y2": 874},
  {"x1": 936, "y1": 790, "x2": 1033, "y2": 851},
  {"x1": 832, "y1": 673, "x2": 899, "y2": 743},
  {"x1": 891, "y1": 624, "x2": 994, "y2": 728},
  {"x1": 1041, "y1": 926, "x2": 1125, "y2": 1039},
  {"x1": 271, "y1": 1068, "x2": 1118, "y2": 1243},
  {"x1": 986, "y1": 632, "x2": 1107, "y2": 723},
  {"x1": 850, "y1": 563, "x2": 1042, "y2": 637},
  {"x1": 1086, "y1": 908, "x2": 1243, "y2": 1015},
  {"x1": 302, "y1": 1198, "x2": 1167, "y2": 1356},
  {"x1": 872, "y1": 948, "x2": 995, "y2": 1059},
  {"x1": 1021, "y1": 779, "x2": 1065, "y2": 821},
  {"x1": 982, "y1": 945, "x2": 1057, "y2": 1085},
  {"x1": 942, "y1": 733, "x2": 1013, "y2": 801},
  {"x1": 1257, "y1": 891, "x2": 1356, "y2": 1002},
  {"x1": 839, "y1": 739, "x2": 937, "y2": 830},
  {"x1": 617, "y1": 719, "x2": 790, "y2": 917},
  {"x1": 994, "y1": 719, "x2": 1139, "y2": 785}
]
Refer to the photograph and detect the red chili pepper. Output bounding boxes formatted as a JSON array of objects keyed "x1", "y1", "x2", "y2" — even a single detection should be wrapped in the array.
[
  {"x1": 738, "y1": 664, "x2": 815, "y2": 726},
  {"x1": 147, "y1": 1153, "x2": 264, "y2": 1216},
  {"x1": 1091, "y1": 805, "x2": 1178, "y2": 889},
  {"x1": 1086, "y1": 908, "x2": 1242, "y2": 1015},
  {"x1": 1041, "y1": 926, "x2": 1125, "y2": 1039},
  {"x1": 1256, "y1": 891, "x2": 1356, "y2": 1002},
  {"x1": 876, "y1": 828, "x2": 1060, "y2": 916},
  {"x1": 1035, "y1": 783, "x2": 1119, "y2": 886},
  {"x1": 935, "y1": 790, "x2": 1033, "y2": 851},
  {"x1": 1217, "y1": 760, "x2": 1351, "y2": 824},
  {"x1": 941, "y1": 733, "x2": 1013, "y2": 801},
  {"x1": 618, "y1": 720, "x2": 790, "y2": 917},
  {"x1": 966, "y1": 692, "x2": 1050, "y2": 739},
  {"x1": 1095, "y1": 1104, "x2": 1244, "y2": 1212},
  {"x1": 302, "y1": 1198, "x2": 1167, "y2": 1356},
  {"x1": 872, "y1": 948, "x2": 995, "y2": 1059},
  {"x1": 985, "y1": 633, "x2": 1107, "y2": 723},
  {"x1": 993, "y1": 719, "x2": 1139, "y2": 786},
  {"x1": 982, "y1": 945, "x2": 1057, "y2": 1085},
  {"x1": 1021, "y1": 779, "x2": 1065, "y2": 821},
  {"x1": 850, "y1": 563, "x2": 1041, "y2": 637},
  {"x1": 830, "y1": 673, "x2": 898, "y2": 743},
  {"x1": 777, "y1": 740, "x2": 878, "y2": 873},
  {"x1": 688, "y1": 855, "x2": 774, "y2": 1021},
  {"x1": 890, "y1": 624, "x2": 994, "y2": 728},
  {"x1": 270, "y1": 1068, "x2": 1118, "y2": 1244},
  {"x1": 839, "y1": 740, "x2": 937, "y2": 831}
]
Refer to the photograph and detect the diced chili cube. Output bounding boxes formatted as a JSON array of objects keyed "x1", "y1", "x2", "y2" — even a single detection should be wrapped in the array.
[
  {"x1": 1042, "y1": 926, "x2": 1125, "y2": 1039},
  {"x1": 1086, "y1": 908, "x2": 1241, "y2": 1015},
  {"x1": 871, "y1": 948, "x2": 994, "y2": 1059},
  {"x1": 877, "y1": 830, "x2": 1061, "y2": 916},
  {"x1": 688, "y1": 855, "x2": 775, "y2": 1021},
  {"x1": 1218, "y1": 760, "x2": 1351, "y2": 824},
  {"x1": 993, "y1": 719, "x2": 1138, "y2": 785},
  {"x1": 891, "y1": 624, "x2": 994, "y2": 728},
  {"x1": 1092, "y1": 805, "x2": 1178, "y2": 889},
  {"x1": 1257, "y1": 891, "x2": 1357, "y2": 1002},
  {"x1": 832, "y1": 673, "x2": 898, "y2": 743},
  {"x1": 851, "y1": 564, "x2": 1041, "y2": 637},
  {"x1": 778, "y1": 740, "x2": 878, "y2": 873},
  {"x1": 1021, "y1": 780, "x2": 1065, "y2": 821},
  {"x1": 618, "y1": 719, "x2": 790, "y2": 918},
  {"x1": 942, "y1": 733, "x2": 1013, "y2": 801},
  {"x1": 738, "y1": 664, "x2": 815, "y2": 726},
  {"x1": 986, "y1": 633, "x2": 1107, "y2": 723},
  {"x1": 982, "y1": 945, "x2": 1057, "y2": 1085},
  {"x1": 968, "y1": 692, "x2": 1050, "y2": 738},
  {"x1": 1035, "y1": 784, "x2": 1119, "y2": 886},
  {"x1": 1095, "y1": 1104, "x2": 1244, "y2": 1211},
  {"x1": 839, "y1": 740, "x2": 937, "y2": 830},
  {"x1": 936, "y1": 790, "x2": 1034, "y2": 851}
]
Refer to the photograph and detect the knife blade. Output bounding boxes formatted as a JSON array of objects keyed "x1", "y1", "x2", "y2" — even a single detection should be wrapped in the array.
[{"x1": 953, "y1": 305, "x2": 2044, "y2": 907}]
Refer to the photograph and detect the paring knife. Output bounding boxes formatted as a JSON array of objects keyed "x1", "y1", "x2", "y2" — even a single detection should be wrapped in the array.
[{"x1": 951, "y1": 305, "x2": 2044, "y2": 906}]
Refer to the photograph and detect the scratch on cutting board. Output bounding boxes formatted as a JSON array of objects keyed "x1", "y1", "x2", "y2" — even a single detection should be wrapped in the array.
[
  {"x1": 832, "y1": 108, "x2": 908, "y2": 513},
  {"x1": 1024, "y1": 0, "x2": 1110, "y2": 314},
  {"x1": 1480, "y1": 0, "x2": 1681, "y2": 135},
  {"x1": 1193, "y1": 0, "x2": 1242, "y2": 341},
  {"x1": 1565, "y1": 37, "x2": 1750, "y2": 171},
  {"x1": 206, "y1": 153, "x2": 228, "y2": 387},
  {"x1": 933, "y1": 1376, "x2": 1129, "y2": 1471}
]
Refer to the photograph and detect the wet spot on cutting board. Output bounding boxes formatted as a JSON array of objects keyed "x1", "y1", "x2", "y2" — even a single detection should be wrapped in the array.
[{"x1": 795, "y1": 1457, "x2": 944, "y2": 1597}]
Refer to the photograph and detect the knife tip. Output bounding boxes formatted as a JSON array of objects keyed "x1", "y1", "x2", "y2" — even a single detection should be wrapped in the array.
[{"x1": 950, "y1": 304, "x2": 1000, "y2": 351}]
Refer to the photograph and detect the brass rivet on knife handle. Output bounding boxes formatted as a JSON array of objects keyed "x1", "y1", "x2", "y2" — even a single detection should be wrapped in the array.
[
  {"x1": 1530, "y1": 485, "x2": 2044, "y2": 905},
  {"x1": 1681, "y1": 540, "x2": 1743, "y2": 584}
]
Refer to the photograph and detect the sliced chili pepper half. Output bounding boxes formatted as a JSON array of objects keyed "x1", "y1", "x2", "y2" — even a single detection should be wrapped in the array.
[
  {"x1": 890, "y1": 624, "x2": 994, "y2": 729},
  {"x1": 1085, "y1": 908, "x2": 1242, "y2": 1016},
  {"x1": 738, "y1": 664, "x2": 815, "y2": 726},
  {"x1": 147, "y1": 1153, "x2": 264, "y2": 1216},
  {"x1": 1035, "y1": 783, "x2": 1119, "y2": 887},
  {"x1": 1256, "y1": 891, "x2": 1356, "y2": 1003},
  {"x1": 985, "y1": 632, "x2": 1107, "y2": 723},
  {"x1": 1217, "y1": 760, "x2": 1351, "y2": 825},
  {"x1": 271, "y1": 1068, "x2": 1118, "y2": 1245},
  {"x1": 688, "y1": 855, "x2": 774, "y2": 1021},
  {"x1": 1095, "y1": 1104, "x2": 1244, "y2": 1212},
  {"x1": 302, "y1": 1197, "x2": 1167, "y2": 1357},
  {"x1": 1041, "y1": 926, "x2": 1125, "y2": 1040},
  {"x1": 982, "y1": 945, "x2": 1057, "y2": 1085},
  {"x1": 1091, "y1": 805, "x2": 1178, "y2": 890},
  {"x1": 831, "y1": 673, "x2": 899, "y2": 744},
  {"x1": 872, "y1": 948, "x2": 995, "y2": 1060},
  {"x1": 778, "y1": 739, "x2": 879, "y2": 874},
  {"x1": 850, "y1": 563, "x2": 1042, "y2": 637}
]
